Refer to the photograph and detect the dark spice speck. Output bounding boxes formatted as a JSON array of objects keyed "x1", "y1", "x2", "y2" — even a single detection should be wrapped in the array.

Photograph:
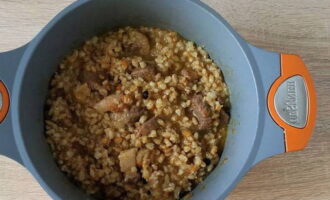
[
  {"x1": 203, "y1": 158, "x2": 211, "y2": 165},
  {"x1": 179, "y1": 190, "x2": 190, "y2": 199},
  {"x1": 142, "y1": 177, "x2": 147, "y2": 184},
  {"x1": 142, "y1": 91, "x2": 149, "y2": 99}
]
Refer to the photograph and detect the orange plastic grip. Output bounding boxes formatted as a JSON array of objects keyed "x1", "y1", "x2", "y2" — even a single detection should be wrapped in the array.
[
  {"x1": 268, "y1": 54, "x2": 317, "y2": 152},
  {"x1": 0, "y1": 81, "x2": 10, "y2": 123}
]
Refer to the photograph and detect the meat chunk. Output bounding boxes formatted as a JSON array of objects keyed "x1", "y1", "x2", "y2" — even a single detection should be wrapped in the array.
[
  {"x1": 72, "y1": 141, "x2": 88, "y2": 156},
  {"x1": 131, "y1": 67, "x2": 156, "y2": 81},
  {"x1": 111, "y1": 106, "x2": 144, "y2": 129},
  {"x1": 138, "y1": 117, "x2": 159, "y2": 135},
  {"x1": 73, "y1": 83, "x2": 91, "y2": 103},
  {"x1": 118, "y1": 148, "x2": 139, "y2": 180},
  {"x1": 220, "y1": 109, "x2": 230, "y2": 125},
  {"x1": 217, "y1": 96, "x2": 229, "y2": 109},
  {"x1": 129, "y1": 106, "x2": 145, "y2": 120},
  {"x1": 78, "y1": 70, "x2": 102, "y2": 90},
  {"x1": 94, "y1": 94, "x2": 123, "y2": 113},
  {"x1": 181, "y1": 68, "x2": 199, "y2": 81},
  {"x1": 196, "y1": 117, "x2": 212, "y2": 131},
  {"x1": 192, "y1": 95, "x2": 211, "y2": 118},
  {"x1": 191, "y1": 94, "x2": 212, "y2": 130},
  {"x1": 136, "y1": 149, "x2": 149, "y2": 167},
  {"x1": 124, "y1": 31, "x2": 150, "y2": 55},
  {"x1": 217, "y1": 96, "x2": 230, "y2": 125},
  {"x1": 53, "y1": 88, "x2": 65, "y2": 97},
  {"x1": 119, "y1": 148, "x2": 137, "y2": 172}
]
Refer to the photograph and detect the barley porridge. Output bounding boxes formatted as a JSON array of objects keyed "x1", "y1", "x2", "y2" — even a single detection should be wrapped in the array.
[{"x1": 45, "y1": 26, "x2": 230, "y2": 200}]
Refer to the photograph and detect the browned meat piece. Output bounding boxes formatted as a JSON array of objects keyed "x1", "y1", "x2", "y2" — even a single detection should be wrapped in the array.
[
  {"x1": 119, "y1": 148, "x2": 137, "y2": 172},
  {"x1": 197, "y1": 117, "x2": 212, "y2": 130},
  {"x1": 94, "y1": 94, "x2": 123, "y2": 113},
  {"x1": 72, "y1": 141, "x2": 88, "y2": 156},
  {"x1": 138, "y1": 117, "x2": 159, "y2": 135},
  {"x1": 192, "y1": 94, "x2": 212, "y2": 130},
  {"x1": 220, "y1": 109, "x2": 230, "y2": 125},
  {"x1": 131, "y1": 67, "x2": 155, "y2": 81},
  {"x1": 192, "y1": 95, "x2": 210, "y2": 118},
  {"x1": 136, "y1": 149, "x2": 149, "y2": 167},
  {"x1": 181, "y1": 68, "x2": 199, "y2": 81},
  {"x1": 118, "y1": 148, "x2": 139, "y2": 180},
  {"x1": 53, "y1": 88, "x2": 65, "y2": 97},
  {"x1": 111, "y1": 106, "x2": 145, "y2": 129},
  {"x1": 73, "y1": 83, "x2": 91, "y2": 103},
  {"x1": 217, "y1": 96, "x2": 230, "y2": 109},
  {"x1": 124, "y1": 31, "x2": 150, "y2": 55},
  {"x1": 217, "y1": 96, "x2": 230, "y2": 125},
  {"x1": 217, "y1": 96, "x2": 225, "y2": 106},
  {"x1": 78, "y1": 70, "x2": 102, "y2": 90}
]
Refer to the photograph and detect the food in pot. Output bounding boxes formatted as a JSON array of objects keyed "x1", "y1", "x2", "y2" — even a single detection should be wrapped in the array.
[{"x1": 45, "y1": 26, "x2": 230, "y2": 200}]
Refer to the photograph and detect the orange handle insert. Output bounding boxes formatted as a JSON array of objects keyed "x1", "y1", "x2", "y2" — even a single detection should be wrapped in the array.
[
  {"x1": 0, "y1": 81, "x2": 10, "y2": 123},
  {"x1": 268, "y1": 54, "x2": 317, "y2": 152}
]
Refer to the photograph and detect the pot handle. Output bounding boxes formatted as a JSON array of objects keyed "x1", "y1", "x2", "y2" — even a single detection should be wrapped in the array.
[
  {"x1": 248, "y1": 44, "x2": 317, "y2": 165},
  {"x1": 0, "y1": 45, "x2": 28, "y2": 165}
]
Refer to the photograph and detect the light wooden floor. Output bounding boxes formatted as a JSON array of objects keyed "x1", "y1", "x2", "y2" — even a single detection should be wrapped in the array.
[{"x1": 0, "y1": 0, "x2": 329, "y2": 199}]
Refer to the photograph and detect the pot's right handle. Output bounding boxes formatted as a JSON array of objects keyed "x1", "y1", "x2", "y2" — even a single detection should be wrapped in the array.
[
  {"x1": 267, "y1": 54, "x2": 317, "y2": 152},
  {"x1": 0, "y1": 45, "x2": 27, "y2": 165},
  {"x1": 248, "y1": 44, "x2": 317, "y2": 165}
]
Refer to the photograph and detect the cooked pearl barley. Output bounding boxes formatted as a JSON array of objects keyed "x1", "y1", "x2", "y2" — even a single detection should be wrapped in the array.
[{"x1": 46, "y1": 26, "x2": 229, "y2": 200}]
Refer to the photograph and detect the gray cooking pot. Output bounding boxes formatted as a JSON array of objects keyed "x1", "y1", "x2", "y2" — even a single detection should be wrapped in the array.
[{"x1": 0, "y1": 0, "x2": 317, "y2": 199}]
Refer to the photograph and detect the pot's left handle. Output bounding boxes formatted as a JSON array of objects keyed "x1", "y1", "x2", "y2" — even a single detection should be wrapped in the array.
[{"x1": 0, "y1": 45, "x2": 28, "y2": 165}]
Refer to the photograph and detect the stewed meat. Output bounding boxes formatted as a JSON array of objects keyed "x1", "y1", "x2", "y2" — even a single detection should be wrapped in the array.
[
  {"x1": 138, "y1": 117, "x2": 159, "y2": 135},
  {"x1": 94, "y1": 94, "x2": 123, "y2": 113},
  {"x1": 131, "y1": 67, "x2": 156, "y2": 81},
  {"x1": 111, "y1": 106, "x2": 145, "y2": 129},
  {"x1": 118, "y1": 148, "x2": 139, "y2": 180},
  {"x1": 123, "y1": 31, "x2": 150, "y2": 55},
  {"x1": 181, "y1": 68, "x2": 199, "y2": 81},
  {"x1": 191, "y1": 94, "x2": 212, "y2": 130}
]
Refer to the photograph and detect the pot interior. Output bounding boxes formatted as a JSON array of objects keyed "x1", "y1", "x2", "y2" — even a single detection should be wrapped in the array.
[{"x1": 15, "y1": 0, "x2": 261, "y2": 199}]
